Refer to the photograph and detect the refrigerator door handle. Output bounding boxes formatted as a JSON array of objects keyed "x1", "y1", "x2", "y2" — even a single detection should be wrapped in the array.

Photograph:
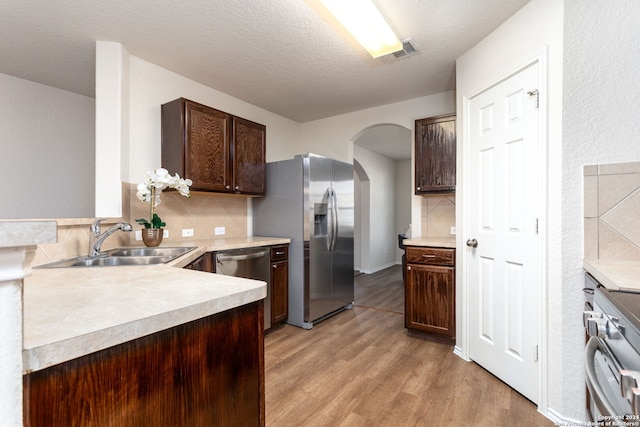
[
  {"x1": 329, "y1": 188, "x2": 338, "y2": 252},
  {"x1": 324, "y1": 187, "x2": 333, "y2": 252}
]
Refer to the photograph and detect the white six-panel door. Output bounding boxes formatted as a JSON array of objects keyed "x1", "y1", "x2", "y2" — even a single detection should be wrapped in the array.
[{"x1": 466, "y1": 62, "x2": 540, "y2": 403}]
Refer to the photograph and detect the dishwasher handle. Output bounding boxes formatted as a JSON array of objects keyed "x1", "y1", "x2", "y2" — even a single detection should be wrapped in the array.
[{"x1": 216, "y1": 250, "x2": 269, "y2": 262}]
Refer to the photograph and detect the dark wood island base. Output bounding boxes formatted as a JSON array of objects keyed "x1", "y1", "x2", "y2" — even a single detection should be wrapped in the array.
[{"x1": 24, "y1": 301, "x2": 265, "y2": 427}]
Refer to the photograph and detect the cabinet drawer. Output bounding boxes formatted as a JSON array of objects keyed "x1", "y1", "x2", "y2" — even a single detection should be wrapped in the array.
[
  {"x1": 406, "y1": 247, "x2": 454, "y2": 266},
  {"x1": 270, "y1": 245, "x2": 288, "y2": 262}
]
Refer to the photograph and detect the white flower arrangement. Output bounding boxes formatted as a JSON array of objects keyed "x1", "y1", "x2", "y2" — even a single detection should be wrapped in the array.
[{"x1": 135, "y1": 168, "x2": 192, "y2": 229}]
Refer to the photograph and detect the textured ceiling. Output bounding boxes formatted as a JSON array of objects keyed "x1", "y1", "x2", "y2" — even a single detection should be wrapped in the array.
[{"x1": 0, "y1": 0, "x2": 529, "y2": 123}]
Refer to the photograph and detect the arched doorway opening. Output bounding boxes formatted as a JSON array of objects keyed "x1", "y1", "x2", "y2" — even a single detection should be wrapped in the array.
[{"x1": 352, "y1": 123, "x2": 411, "y2": 274}]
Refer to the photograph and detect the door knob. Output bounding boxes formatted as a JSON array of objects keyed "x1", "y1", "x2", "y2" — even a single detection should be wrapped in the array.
[{"x1": 466, "y1": 238, "x2": 478, "y2": 248}]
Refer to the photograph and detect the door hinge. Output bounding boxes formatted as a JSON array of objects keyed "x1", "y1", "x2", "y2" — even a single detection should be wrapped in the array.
[
  {"x1": 534, "y1": 345, "x2": 539, "y2": 362},
  {"x1": 527, "y1": 89, "x2": 539, "y2": 108},
  {"x1": 535, "y1": 218, "x2": 539, "y2": 235}
]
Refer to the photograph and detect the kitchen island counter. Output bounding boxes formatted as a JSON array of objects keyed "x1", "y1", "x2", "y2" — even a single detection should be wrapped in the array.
[{"x1": 24, "y1": 235, "x2": 289, "y2": 373}]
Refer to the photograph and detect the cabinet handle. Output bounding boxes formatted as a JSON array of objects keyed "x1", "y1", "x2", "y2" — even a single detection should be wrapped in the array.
[
  {"x1": 422, "y1": 255, "x2": 436, "y2": 258},
  {"x1": 407, "y1": 266, "x2": 411, "y2": 271},
  {"x1": 225, "y1": 185, "x2": 230, "y2": 190},
  {"x1": 416, "y1": 186, "x2": 421, "y2": 191},
  {"x1": 275, "y1": 251, "x2": 285, "y2": 255},
  {"x1": 235, "y1": 186, "x2": 239, "y2": 190},
  {"x1": 272, "y1": 264, "x2": 277, "y2": 269}
]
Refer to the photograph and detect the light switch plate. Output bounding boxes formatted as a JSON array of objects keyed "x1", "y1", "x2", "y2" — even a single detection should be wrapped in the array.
[
  {"x1": 135, "y1": 230, "x2": 142, "y2": 241},
  {"x1": 215, "y1": 226, "x2": 225, "y2": 236},
  {"x1": 182, "y1": 229, "x2": 194, "y2": 237},
  {"x1": 163, "y1": 230, "x2": 169, "y2": 238},
  {"x1": 450, "y1": 227, "x2": 456, "y2": 235}
]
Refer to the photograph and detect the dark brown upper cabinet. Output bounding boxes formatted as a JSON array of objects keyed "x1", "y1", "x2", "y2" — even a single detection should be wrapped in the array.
[
  {"x1": 161, "y1": 98, "x2": 266, "y2": 196},
  {"x1": 414, "y1": 114, "x2": 456, "y2": 194}
]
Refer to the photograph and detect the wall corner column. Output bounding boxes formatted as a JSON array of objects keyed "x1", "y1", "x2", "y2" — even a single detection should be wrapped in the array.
[{"x1": 0, "y1": 221, "x2": 56, "y2": 426}]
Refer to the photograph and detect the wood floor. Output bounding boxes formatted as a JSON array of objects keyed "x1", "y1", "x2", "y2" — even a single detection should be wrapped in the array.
[{"x1": 264, "y1": 265, "x2": 554, "y2": 426}]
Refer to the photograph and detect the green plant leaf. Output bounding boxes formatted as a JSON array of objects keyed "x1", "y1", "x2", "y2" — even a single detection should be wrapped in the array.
[
  {"x1": 151, "y1": 213, "x2": 166, "y2": 229},
  {"x1": 135, "y1": 218, "x2": 151, "y2": 229}
]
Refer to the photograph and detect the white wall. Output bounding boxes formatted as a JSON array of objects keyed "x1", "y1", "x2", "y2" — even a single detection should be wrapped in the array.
[
  {"x1": 127, "y1": 57, "x2": 302, "y2": 182},
  {"x1": 0, "y1": 73, "x2": 95, "y2": 218},
  {"x1": 94, "y1": 42, "x2": 302, "y2": 212},
  {"x1": 562, "y1": 0, "x2": 640, "y2": 417},
  {"x1": 457, "y1": 0, "x2": 568, "y2": 420},
  {"x1": 395, "y1": 159, "x2": 411, "y2": 263},
  {"x1": 354, "y1": 145, "x2": 397, "y2": 273},
  {"x1": 95, "y1": 41, "x2": 127, "y2": 217},
  {"x1": 300, "y1": 92, "x2": 455, "y2": 240}
]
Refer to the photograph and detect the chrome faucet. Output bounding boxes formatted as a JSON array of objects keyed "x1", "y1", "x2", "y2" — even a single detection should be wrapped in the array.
[{"x1": 89, "y1": 219, "x2": 132, "y2": 257}]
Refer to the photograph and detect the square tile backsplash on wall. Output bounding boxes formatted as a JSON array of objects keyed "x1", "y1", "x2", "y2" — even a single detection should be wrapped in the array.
[
  {"x1": 584, "y1": 161, "x2": 640, "y2": 261},
  {"x1": 33, "y1": 183, "x2": 248, "y2": 266},
  {"x1": 421, "y1": 195, "x2": 456, "y2": 238}
]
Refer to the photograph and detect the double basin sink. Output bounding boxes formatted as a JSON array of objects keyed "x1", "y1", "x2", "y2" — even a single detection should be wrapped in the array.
[{"x1": 38, "y1": 247, "x2": 197, "y2": 268}]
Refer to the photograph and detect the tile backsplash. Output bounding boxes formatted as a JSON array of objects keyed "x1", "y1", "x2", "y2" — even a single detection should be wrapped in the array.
[
  {"x1": 32, "y1": 183, "x2": 248, "y2": 266},
  {"x1": 420, "y1": 194, "x2": 456, "y2": 238},
  {"x1": 584, "y1": 161, "x2": 640, "y2": 261}
]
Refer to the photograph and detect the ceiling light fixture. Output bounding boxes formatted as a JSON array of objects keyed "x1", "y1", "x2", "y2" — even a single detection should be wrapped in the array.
[{"x1": 319, "y1": 0, "x2": 402, "y2": 58}]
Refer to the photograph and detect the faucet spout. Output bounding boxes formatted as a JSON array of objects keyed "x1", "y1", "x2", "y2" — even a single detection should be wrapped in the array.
[{"x1": 89, "y1": 219, "x2": 133, "y2": 257}]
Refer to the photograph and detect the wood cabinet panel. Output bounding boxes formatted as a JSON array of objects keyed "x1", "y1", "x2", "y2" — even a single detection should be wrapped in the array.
[
  {"x1": 233, "y1": 117, "x2": 266, "y2": 195},
  {"x1": 183, "y1": 252, "x2": 215, "y2": 273},
  {"x1": 270, "y1": 245, "x2": 288, "y2": 326},
  {"x1": 162, "y1": 98, "x2": 265, "y2": 195},
  {"x1": 405, "y1": 247, "x2": 454, "y2": 266},
  {"x1": 415, "y1": 114, "x2": 456, "y2": 194},
  {"x1": 186, "y1": 102, "x2": 232, "y2": 192},
  {"x1": 405, "y1": 246, "x2": 455, "y2": 344},
  {"x1": 24, "y1": 301, "x2": 265, "y2": 427}
]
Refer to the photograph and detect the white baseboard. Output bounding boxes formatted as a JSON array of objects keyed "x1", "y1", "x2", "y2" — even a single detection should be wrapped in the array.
[
  {"x1": 453, "y1": 345, "x2": 470, "y2": 361},
  {"x1": 360, "y1": 261, "x2": 398, "y2": 274},
  {"x1": 543, "y1": 408, "x2": 586, "y2": 426}
]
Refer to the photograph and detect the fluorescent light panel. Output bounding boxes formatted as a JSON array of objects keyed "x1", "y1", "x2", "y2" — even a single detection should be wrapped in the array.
[{"x1": 320, "y1": 0, "x2": 402, "y2": 58}]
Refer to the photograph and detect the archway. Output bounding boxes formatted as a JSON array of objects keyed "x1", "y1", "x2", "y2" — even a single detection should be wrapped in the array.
[
  {"x1": 352, "y1": 123, "x2": 411, "y2": 273},
  {"x1": 353, "y1": 159, "x2": 370, "y2": 272}
]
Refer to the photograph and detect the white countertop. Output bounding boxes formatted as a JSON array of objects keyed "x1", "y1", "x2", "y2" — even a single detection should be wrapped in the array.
[
  {"x1": 403, "y1": 237, "x2": 456, "y2": 249},
  {"x1": 583, "y1": 259, "x2": 640, "y2": 291},
  {"x1": 23, "y1": 236, "x2": 289, "y2": 373}
]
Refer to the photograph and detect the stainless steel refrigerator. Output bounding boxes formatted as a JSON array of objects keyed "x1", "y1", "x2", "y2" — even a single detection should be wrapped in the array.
[{"x1": 253, "y1": 153, "x2": 354, "y2": 329}]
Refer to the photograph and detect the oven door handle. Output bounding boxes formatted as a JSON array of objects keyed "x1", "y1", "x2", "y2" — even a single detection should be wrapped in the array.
[{"x1": 585, "y1": 336, "x2": 619, "y2": 417}]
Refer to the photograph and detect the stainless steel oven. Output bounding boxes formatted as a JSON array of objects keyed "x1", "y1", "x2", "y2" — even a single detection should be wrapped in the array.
[{"x1": 584, "y1": 280, "x2": 640, "y2": 425}]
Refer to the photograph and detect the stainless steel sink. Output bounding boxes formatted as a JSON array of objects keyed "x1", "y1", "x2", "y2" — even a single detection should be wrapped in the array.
[
  {"x1": 71, "y1": 255, "x2": 174, "y2": 267},
  {"x1": 109, "y1": 247, "x2": 195, "y2": 258},
  {"x1": 37, "y1": 246, "x2": 196, "y2": 268}
]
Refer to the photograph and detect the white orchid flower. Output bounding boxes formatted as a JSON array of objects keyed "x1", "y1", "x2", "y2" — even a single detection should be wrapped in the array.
[{"x1": 135, "y1": 168, "x2": 192, "y2": 229}]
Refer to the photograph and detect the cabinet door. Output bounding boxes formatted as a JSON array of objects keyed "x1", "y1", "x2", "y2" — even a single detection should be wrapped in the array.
[
  {"x1": 183, "y1": 252, "x2": 214, "y2": 273},
  {"x1": 185, "y1": 101, "x2": 232, "y2": 192},
  {"x1": 271, "y1": 260, "x2": 288, "y2": 325},
  {"x1": 415, "y1": 114, "x2": 456, "y2": 194},
  {"x1": 405, "y1": 263, "x2": 455, "y2": 341},
  {"x1": 233, "y1": 117, "x2": 266, "y2": 195}
]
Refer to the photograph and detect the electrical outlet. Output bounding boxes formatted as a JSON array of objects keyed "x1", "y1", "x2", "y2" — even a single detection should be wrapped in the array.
[
  {"x1": 450, "y1": 227, "x2": 456, "y2": 235},
  {"x1": 135, "y1": 230, "x2": 142, "y2": 241},
  {"x1": 215, "y1": 226, "x2": 225, "y2": 236},
  {"x1": 163, "y1": 230, "x2": 169, "y2": 238},
  {"x1": 182, "y1": 228, "x2": 194, "y2": 238}
]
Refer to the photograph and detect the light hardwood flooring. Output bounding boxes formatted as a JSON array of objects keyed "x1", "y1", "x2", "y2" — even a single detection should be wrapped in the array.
[{"x1": 264, "y1": 265, "x2": 554, "y2": 426}]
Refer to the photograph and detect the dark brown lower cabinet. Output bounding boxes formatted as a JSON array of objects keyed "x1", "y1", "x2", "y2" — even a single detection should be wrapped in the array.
[
  {"x1": 183, "y1": 252, "x2": 215, "y2": 272},
  {"x1": 405, "y1": 246, "x2": 455, "y2": 344},
  {"x1": 270, "y1": 245, "x2": 289, "y2": 326},
  {"x1": 23, "y1": 301, "x2": 265, "y2": 427}
]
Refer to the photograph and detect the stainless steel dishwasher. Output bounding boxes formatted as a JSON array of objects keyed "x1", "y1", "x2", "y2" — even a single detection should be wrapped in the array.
[{"x1": 215, "y1": 247, "x2": 271, "y2": 329}]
